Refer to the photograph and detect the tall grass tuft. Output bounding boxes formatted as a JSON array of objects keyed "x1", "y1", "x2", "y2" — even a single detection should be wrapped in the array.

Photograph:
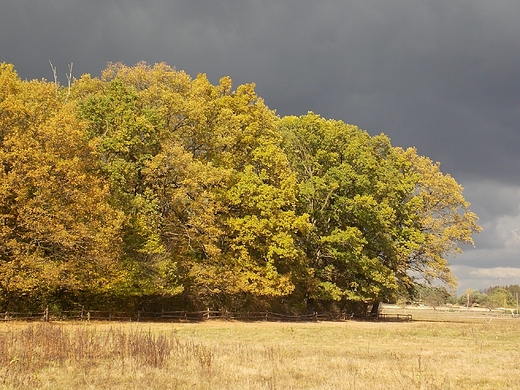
[{"x1": 0, "y1": 323, "x2": 180, "y2": 388}]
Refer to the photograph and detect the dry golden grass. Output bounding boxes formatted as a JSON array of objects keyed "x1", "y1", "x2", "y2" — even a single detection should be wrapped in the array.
[{"x1": 1, "y1": 312, "x2": 519, "y2": 389}]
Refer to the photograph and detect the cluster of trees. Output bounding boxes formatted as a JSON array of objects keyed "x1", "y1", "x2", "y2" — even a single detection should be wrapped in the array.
[
  {"x1": 403, "y1": 284, "x2": 455, "y2": 307},
  {"x1": 459, "y1": 285, "x2": 520, "y2": 309},
  {"x1": 0, "y1": 62, "x2": 481, "y2": 313},
  {"x1": 400, "y1": 284, "x2": 520, "y2": 309}
]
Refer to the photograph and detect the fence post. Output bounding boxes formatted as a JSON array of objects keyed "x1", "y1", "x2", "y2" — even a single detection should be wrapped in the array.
[
  {"x1": 44, "y1": 306, "x2": 49, "y2": 322},
  {"x1": 137, "y1": 311, "x2": 141, "y2": 322},
  {"x1": 109, "y1": 310, "x2": 112, "y2": 321},
  {"x1": 4, "y1": 311, "x2": 8, "y2": 321}
]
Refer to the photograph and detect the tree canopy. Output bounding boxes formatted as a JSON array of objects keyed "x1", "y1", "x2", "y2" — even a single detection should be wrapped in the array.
[{"x1": 0, "y1": 62, "x2": 481, "y2": 313}]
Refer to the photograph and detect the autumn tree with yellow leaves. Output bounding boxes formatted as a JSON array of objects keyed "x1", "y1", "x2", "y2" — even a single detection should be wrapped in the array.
[{"x1": 0, "y1": 64, "x2": 125, "y2": 311}]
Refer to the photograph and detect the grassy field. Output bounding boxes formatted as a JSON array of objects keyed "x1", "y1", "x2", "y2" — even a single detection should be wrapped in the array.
[{"x1": 1, "y1": 310, "x2": 519, "y2": 389}]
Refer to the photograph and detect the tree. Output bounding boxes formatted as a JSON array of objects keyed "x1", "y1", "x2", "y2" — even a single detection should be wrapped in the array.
[
  {"x1": 0, "y1": 63, "x2": 125, "y2": 311},
  {"x1": 410, "y1": 285, "x2": 453, "y2": 307},
  {"x1": 487, "y1": 287, "x2": 515, "y2": 308},
  {"x1": 280, "y1": 113, "x2": 481, "y2": 311},
  {"x1": 396, "y1": 148, "x2": 482, "y2": 287},
  {"x1": 75, "y1": 68, "x2": 173, "y2": 302},
  {"x1": 280, "y1": 113, "x2": 419, "y2": 310}
]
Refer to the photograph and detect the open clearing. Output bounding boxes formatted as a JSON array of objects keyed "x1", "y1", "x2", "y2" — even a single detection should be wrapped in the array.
[{"x1": 1, "y1": 310, "x2": 519, "y2": 389}]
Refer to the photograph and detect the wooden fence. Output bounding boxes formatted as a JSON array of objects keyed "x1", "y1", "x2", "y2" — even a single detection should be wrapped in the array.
[{"x1": 0, "y1": 308, "x2": 412, "y2": 323}]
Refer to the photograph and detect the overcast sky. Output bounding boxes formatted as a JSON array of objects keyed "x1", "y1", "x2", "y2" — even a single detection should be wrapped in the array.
[{"x1": 2, "y1": 0, "x2": 519, "y2": 295}]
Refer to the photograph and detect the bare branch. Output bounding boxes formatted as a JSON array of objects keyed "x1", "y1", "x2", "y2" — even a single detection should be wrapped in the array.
[
  {"x1": 65, "y1": 62, "x2": 73, "y2": 103},
  {"x1": 48, "y1": 60, "x2": 58, "y2": 97}
]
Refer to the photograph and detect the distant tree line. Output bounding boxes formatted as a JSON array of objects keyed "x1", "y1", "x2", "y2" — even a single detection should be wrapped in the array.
[
  {"x1": 0, "y1": 62, "x2": 481, "y2": 314},
  {"x1": 458, "y1": 285, "x2": 520, "y2": 308},
  {"x1": 400, "y1": 284, "x2": 520, "y2": 309}
]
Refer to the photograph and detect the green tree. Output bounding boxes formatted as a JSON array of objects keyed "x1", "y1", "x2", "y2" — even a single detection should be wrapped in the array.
[
  {"x1": 76, "y1": 68, "x2": 171, "y2": 302},
  {"x1": 280, "y1": 113, "x2": 481, "y2": 312},
  {"x1": 280, "y1": 113, "x2": 421, "y2": 311},
  {"x1": 411, "y1": 285, "x2": 453, "y2": 307},
  {"x1": 487, "y1": 287, "x2": 515, "y2": 308}
]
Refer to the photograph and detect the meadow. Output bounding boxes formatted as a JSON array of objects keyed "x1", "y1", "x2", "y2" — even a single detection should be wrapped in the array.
[{"x1": 1, "y1": 310, "x2": 519, "y2": 389}]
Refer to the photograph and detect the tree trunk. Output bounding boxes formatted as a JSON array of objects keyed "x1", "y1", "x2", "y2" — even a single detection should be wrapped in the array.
[{"x1": 370, "y1": 301, "x2": 381, "y2": 317}]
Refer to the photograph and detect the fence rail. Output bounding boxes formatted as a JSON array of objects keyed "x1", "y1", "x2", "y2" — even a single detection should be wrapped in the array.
[
  {"x1": 10, "y1": 306, "x2": 518, "y2": 323},
  {"x1": 2, "y1": 311, "x2": 46, "y2": 321},
  {"x1": 0, "y1": 308, "x2": 412, "y2": 323}
]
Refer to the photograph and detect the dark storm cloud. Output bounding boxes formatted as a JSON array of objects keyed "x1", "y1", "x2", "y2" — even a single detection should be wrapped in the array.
[{"x1": 2, "y1": 0, "x2": 519, "y2": 290}]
